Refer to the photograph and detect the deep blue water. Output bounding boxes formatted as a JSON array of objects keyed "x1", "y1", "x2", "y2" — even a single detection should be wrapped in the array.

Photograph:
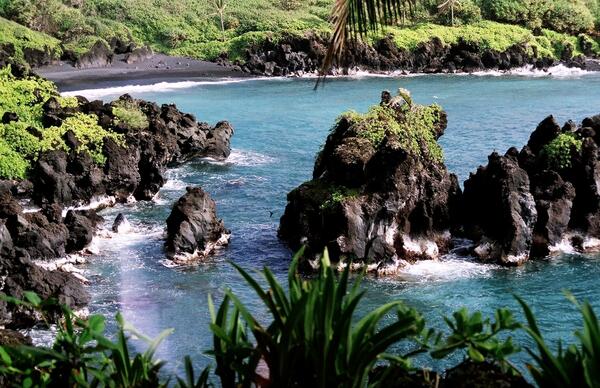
[{"x1": 68, "y1": 72, "x2": 600, "y2": 377}]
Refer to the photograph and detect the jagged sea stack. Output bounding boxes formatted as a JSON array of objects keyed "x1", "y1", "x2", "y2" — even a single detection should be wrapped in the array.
[
  {"x1": 462, "y1": 114, "x2": 600, "y2": 265},
  {"x1": 279, "y1": 90, "x2": 461, "y2": 273},
  {"x1": 165, "y1": 187, "x2": 230, "y2": 264}
]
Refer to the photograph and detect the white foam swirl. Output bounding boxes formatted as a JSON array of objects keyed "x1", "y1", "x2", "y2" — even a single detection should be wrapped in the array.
[{"x1": 61, "y1": 77, "x2": 281, "y2": 100}]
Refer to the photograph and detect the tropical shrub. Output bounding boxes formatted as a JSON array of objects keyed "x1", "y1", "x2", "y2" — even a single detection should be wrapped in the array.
[
  {"x1": 436, "y1": 0, "x2": 483, "y2": 26},
  {"x1": 430, "y1": 307, "x2": 521, "y2": 371},
  {"x1": 544, "y1": 0, "x2": 595, "y2": 34},
  {"x1": 0, "y1": 65, "x2": 57, "y2": 127},
  {"x1": 517, "y1": 293, "x2": 600, "y2": 388},
  {"x1": 40, "y1": 113, "x2": 124, "y2": 165},
  {"x1": 3, "y1": 258, "x2": 600, "y2": 386},
  {"x1": 112, "y1": 99, "x2": 148, "y2": 130},
  {"x1": 480, "y1": 0, "x2": 539, "y2": 28},
  {"x1": 0, "y1": 138, "x2": 28, "y2": 179},
  {"x1": 210, "y1": 248, "x2": 429, "y2": 387},
  {"x1": 0, "y1": 292, "x2": 176, "y2": 388},
  {"x1": 542, "y1": 132, "x2": 583, "y2": 170}
]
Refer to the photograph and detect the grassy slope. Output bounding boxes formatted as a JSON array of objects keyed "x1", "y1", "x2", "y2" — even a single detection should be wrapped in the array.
[
  {"x1": 383, "y1": 21, "x2": 600, "y2": 58},
  {"x1": 0, "y1": 0, "x2": 599, "y2": 64},
  {"x1": 0, "y1": 17, "x2": 62, "y2": 63}
]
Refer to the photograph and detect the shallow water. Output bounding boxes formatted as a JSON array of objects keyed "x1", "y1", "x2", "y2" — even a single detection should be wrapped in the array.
[{"x1": 68, "y1": 71, "x2": 600, "y2": 376}]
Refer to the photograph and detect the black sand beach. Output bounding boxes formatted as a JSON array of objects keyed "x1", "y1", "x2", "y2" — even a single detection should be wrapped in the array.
[{"x1": 36, "y1": 54, "x2": 251, "y2": 91}]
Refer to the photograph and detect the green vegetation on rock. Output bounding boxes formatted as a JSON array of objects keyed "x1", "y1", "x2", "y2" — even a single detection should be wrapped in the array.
[
  {"x1": 542, "y1": 132, "x2": 583, "y2": 170},
  {"x1": 1, "y1": 0, "x2": 598, "y2": 65},
  {"x1": 320, "y1": 186, "x2": 360, "y2": 210},
  {"x1": 343, "y1": 96, "x2": 445, "y2": 164},
  {"x1": 0, "y1": 66, "x2": 124, "y2": 178},
  {"x1": 40, "y1": 113, "x2": 125, "y2": 165},
  {"x1": 0, "y1": 17, "x2": 62, "y2": 66},
  {"x1": 112, "y1": 99, "x2": 148, "y2": 130},
  {"x1": 382, "y1": 20, "x2": 595, "y2": 59}
]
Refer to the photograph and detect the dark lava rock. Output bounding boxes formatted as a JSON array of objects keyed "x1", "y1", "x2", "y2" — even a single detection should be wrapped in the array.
[
  {"x1": 112, "y1": 213, "x2": 130, "y2": 233},
  {"x1": 0, "y1": 221, "x2": 89, "y2": 328},
  {"x1": 1, "y1": 112, "x2": 18, "y2": 124},
  {"x1": 235, "y1": 31, "x2": 562, "y2": 76},
  {"x1": 165, "y1": 187, "x2": 230, "y2": 262},
  {"x1": 279, "y1": 90, "x2": 461, "y2": 272},
  {"x1": 75, "y1": 40, "x2": 114, "y2": 69},
  {"x1": 124, "y1": 46, "x2": 154, "y2": 64},
  {"x1": 109, "y1": 37, "x2": 137, "y2": 55},
  {"x1": 0, "y1": 329, "x2": 32, "y2": 346},
  {"x1": 463, "y1": 112, "x2": 600, "y2": 264},
  {"x1": 462, "y1": 151, "x2": 538, "y2": 265},
  {"x1": 443, "y1": 361, "x2": 532, "y2": 388},
  {"x1": 22, "y1": 47, "x2": 56, "y2": 67},
  {"x1": 64, "y1": 210, "x2": 103, "y2": 252},
  {"x1": 31, "y1": 94, "x2": 234, "y2": 206}
]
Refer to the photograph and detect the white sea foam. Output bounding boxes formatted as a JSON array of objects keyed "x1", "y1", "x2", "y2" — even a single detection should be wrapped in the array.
[
  {"x1": 62, "y1": 77, "x2": 282, "y2": 99},
  {"x1": 201, "y1": 148, "x2": 275, "y2": 167},
  {"x1": 61, "y1": 195, "x2": 117, "y2": 217},
  {"x1": 308, "y1": 64, "x2": 597, "y2": 79},
  {"x1": 471, "y1": 64, "x2": 594, "y2": 78},
  {"x1": 397, "y1": 256, "x2": 498, "y2": 282}
]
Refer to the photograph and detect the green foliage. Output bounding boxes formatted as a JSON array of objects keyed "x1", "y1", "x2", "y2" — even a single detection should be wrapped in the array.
[
  {"x1": 1, "y1": 121, "x2": 40, "y2": 157},
  {"x1": 40, "y1": 113, "x2": 124, "y2": 165},
  {"x1": 0, "y1": 0, "x2": 331, "y2": 62},
  {"x1": 0, "y1": 65, "x2": 57, "y2": 127},
  {"x1": 436, "y1": 0, "x2": 482, "y2": 26},
  {"x1": 481, "y1": 0, "x2": 595, "y2": 33},
  {"x1": 0, "y1": 138, "x2": 28, "y2": 179},
  {"x1": 210, "y1": 248, "x2": 428, "y2": 387},
  {"x1": 344, "y1": 94, "x2": 444, "y2": 164},
  {"x1": 543, "y1": 132, "x2": 583, "y2": 170},
  {"x1": 516, "y1": 293, "x2": 600, "y2": 388},
  {"x1": 0, "y1": 17, "x2": 62, "y2": 66},
  {"x1": 544, "y1": 0, "x2": 595, "y2": 34},
  {"x1": 6, "y1": 261, "x2": 600, "y2": 386},
  {"x1": 0, "y1": 293, "x2": 173, "y2": 387},
  {"x1": 112, "y1": 99, "x2": 148, "y2": 130},
  {"x1": 320, "y1": 186, "x2": 360, "y2": 210},
  {"x1": 431, "y1": 307, "x2": 521, "y2": 371},
  {"x1": 383, "y1": 20, "x2": 596, "y2": 59}
]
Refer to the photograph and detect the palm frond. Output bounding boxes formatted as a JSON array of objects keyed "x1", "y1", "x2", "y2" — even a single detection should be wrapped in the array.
[{"x1": 319, "y1": 0, "x2": 414, "y2": 84}]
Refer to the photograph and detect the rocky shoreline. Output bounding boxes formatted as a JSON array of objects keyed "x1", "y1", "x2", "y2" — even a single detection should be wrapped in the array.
[
  {"x1": 279, "y1": 89, "x2": 600, "y2": 272},
  {"x1": 229, "y1": 32, "x2": 600, "y2": 77},
  {"x1": 0, "y1": 63, "x2": 234, "y2": 335}
]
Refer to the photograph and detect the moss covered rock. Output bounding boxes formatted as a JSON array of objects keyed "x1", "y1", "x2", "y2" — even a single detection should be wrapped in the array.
[{"x1": 279, "y1": 89, "x2": 461, "y2": 273}]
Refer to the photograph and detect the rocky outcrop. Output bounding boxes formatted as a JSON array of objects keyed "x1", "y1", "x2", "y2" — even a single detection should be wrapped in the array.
[
  {"x1": 124, "y1": 46, "x2": 154, "y2": 64},
  {"x1": 279, "y1": 85, "x2": 600, "y2": 268},
  {"x1": 112, "y1": 213, "x2": 131, "y2": 233},
  {"x1": 0, "y1": 189, "x2": 101, "y2": 261},
  {"x1": 75, "y1": 40, "x2": 114, "y2": 69},
  {"x1": 462, "y1": 151, "x2": 538, "y2": 265},
  {"x1": 279, "y1": 90, "x2": 461, "y2": 272},
  {"x1": 31, "y1": 94, "x2": 234, "y2": 206},
  {"x1": 165, "y1": 187, "x2": 230, "y2": 262},
  {"x1": 235, "y1": 32, "x2": 586, "y2": 76},
  {"x1": 0, "y1": 216, "x2": 89, "y2": 329},
  {"x1": 462, "y1": 113, "x2": 600, "y2": 263}
]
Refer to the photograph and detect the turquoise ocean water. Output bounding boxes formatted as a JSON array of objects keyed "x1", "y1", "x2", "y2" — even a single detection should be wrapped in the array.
[{"x1": 62, "y1": 70, "x2": 600, "y2": 375}]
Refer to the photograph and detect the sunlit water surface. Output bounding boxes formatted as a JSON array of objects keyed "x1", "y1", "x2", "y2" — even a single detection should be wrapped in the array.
[{"x1": 63, "y1": 72, "x2": 600, "y2": 376}]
